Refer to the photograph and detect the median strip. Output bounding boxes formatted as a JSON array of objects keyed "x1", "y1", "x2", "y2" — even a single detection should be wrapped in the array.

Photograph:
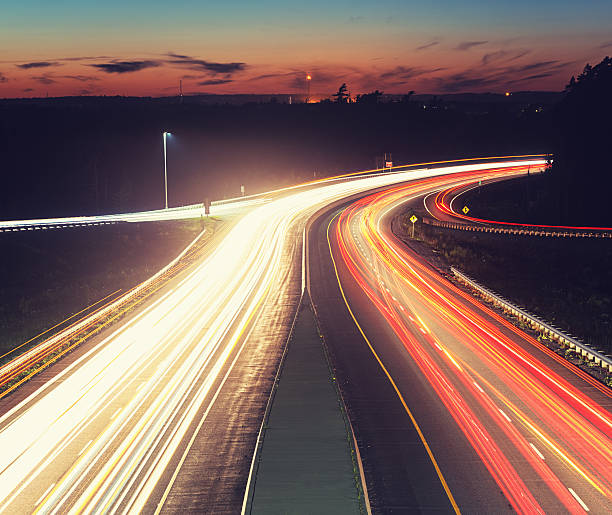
[{"x1": 244, "y1": 298, "x2": 365, "y2": 514}]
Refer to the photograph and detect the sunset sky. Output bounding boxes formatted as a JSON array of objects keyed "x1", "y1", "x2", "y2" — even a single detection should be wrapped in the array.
[{"x1": 1, "y1": 0, "x2": 610, "y2": 98}]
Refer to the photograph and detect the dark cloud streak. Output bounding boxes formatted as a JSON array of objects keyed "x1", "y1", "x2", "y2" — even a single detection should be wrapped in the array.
[
  {"x1": 380, "y1": 66, "x2": 446, "y2": 81},
  {"x1": 416, "y1": 41, "x2": 439, "y2": 51},
  {"x1": 62, "y1": 75, "x2": 100, "y2": 82},
  {"x1": 90, "y1": 60, "x2": 160, "y2": 74},
  {"x1": 31, "y1": 76, "x2": 56, "y2": 85},
  {"x1": 481, "y1": 49, "x2": 531, "y2": 65},
  {"x1": 167, "y1": 53, "x2": 246, "y2": 75},
  {"x1": 455, "y1": 41, "x2": 488, "y2": 51},
  {"x1": 16, "y1": 61, "x2": 61, "y2": 69},
  {"x1": 198, "y1": 79, "x2": 233, "y2": 85}
]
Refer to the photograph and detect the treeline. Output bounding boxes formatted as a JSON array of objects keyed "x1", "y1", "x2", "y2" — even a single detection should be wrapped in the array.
[
  {"x1": 548, "y1": 56, "x2": 612, "y2": 224},
  {"x1": 0, "y1": 94, "x2": 552, "y2": 219}
]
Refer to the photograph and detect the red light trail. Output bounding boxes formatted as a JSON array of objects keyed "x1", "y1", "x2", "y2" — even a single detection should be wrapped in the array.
[{"x1": 331, "y1": 171, "x2": 612, "y2": 513}]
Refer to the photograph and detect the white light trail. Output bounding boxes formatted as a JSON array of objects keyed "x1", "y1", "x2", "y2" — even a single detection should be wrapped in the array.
[{"x1": 0, "y1": 159, "x2": 545, "y2": 512}]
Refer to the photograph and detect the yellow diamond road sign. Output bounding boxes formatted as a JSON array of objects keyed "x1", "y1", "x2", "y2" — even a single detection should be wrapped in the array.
[
  {"x1": 462, "y1": 206, "x2": 469, "y2": 214},
  {"x1": 410, "y1": 215, "x2": 418, "y2": 223}
]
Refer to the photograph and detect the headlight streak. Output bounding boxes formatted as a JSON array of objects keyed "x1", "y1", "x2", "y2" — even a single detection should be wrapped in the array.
[
  {"x1": 0, "y1": 159, "x2": 543, "y2": 513},
  {"x1": 332, "y1": 174, "x2": 612, "y2": 513}
]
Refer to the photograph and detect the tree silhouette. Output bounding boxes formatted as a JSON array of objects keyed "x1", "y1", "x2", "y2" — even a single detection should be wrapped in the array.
[
  {"x1": 402, "y1": 91, "x2": 415, "y2": 103},
  {"x1": 332, "y1": 83, "x2": 349, "y2": 103},
  {"x1": 552, "y1": 56, "x2": 612, "y2": 223},
  {"x1": 356, "y1": 90, "x2": 383, "y2": 104}
]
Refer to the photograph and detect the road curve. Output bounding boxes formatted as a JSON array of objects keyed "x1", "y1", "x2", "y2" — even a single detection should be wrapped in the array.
[
  {"x1": 0, "y1": 160, "x2": 547, "y2": 513},
  {"x1": 309, "y1": 177, "x2": 612, "y2": 513}
]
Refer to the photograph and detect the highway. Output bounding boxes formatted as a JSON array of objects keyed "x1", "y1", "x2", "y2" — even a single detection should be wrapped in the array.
[
  {"x1": 426, "y1": 173, "x2": 612, "y2": 233},
  {"x1": 0, "y1": 160, "x2": 545, "y2": 513},
  {"x1": 309, "y1": 177, "x2": 612, "y2": 513}
]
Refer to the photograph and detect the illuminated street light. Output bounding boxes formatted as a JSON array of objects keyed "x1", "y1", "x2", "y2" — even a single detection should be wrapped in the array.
[
  {"x1": 306, "y1": 74, "x2": 311, "y2": 103},
  {"x1": 163, "y1": 131, "x2": 171, "y2": 209}
]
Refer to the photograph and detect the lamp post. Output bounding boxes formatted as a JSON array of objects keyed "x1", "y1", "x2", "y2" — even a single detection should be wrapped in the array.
[
  {"x1": 163, "y1": 131, "x2": 171, "y2": 209},
  {"x1": 306, "y1": 74, "x2": 311, "y2": 103}
]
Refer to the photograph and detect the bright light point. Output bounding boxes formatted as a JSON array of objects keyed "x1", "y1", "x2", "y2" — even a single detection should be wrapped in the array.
[
  {"x1": 505, "y1": 92, "x2": 511, "y2": 97},
  {"x1": 306, "y1": 74, "x2": 311, "y2": 81}
]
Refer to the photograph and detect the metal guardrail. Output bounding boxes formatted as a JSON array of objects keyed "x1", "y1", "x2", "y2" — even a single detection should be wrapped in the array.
[
  {"x1": 424, "y1": 217, "x2": 612, "y2": 239},
  {"x1": 451, "y1": 267, "x2": 612, "y2": 373}
]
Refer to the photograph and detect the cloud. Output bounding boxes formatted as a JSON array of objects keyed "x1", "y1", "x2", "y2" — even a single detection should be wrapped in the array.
[
  {"x1": 416, "y1": 41, "x2": 439, "y2": 51},
  {"x1": 600, "y1": 41, "x2": 612, "y2": 48},
  {"x1": 250, "y1": 72, "x2": 294, "y2": 81},
  {"x1": 31, "y1": 76, "x2": 56, "y2": 85},
  {"x1": 16, "y1": 61, "x2": 61, "y2": 69},
  {"x1": 198, "y1": 79, "x2": 233, "y2": 85},
  {"x1": 62, "y1": 75, "x2": 100, "y2": 82},
  {"x1": 79, "y1": 89, "x2": 92, "y2": 95},
  {"x1": 512, "y1": 72, "x2": 555, "y2": 82},
  {"x1": 0, "y1": 72, "x2": 7, "y2": 83},
  {"x1": 167, "y1": 52, "x2": 190, "y2": 59},
  {"x1": 513, "y1": 60, "x2": 559, "y2": 73},
  {"x1": 455, "y1": 41, "x2": 488, "y2": 51},
  {"x1": 431, "y1": 58, "x2": 573, "y2": 93},
  {"x1": 60, "y1": 56, "x2": 112, "y2": 62},
  {"x1": 167, "y1": 53, "x2": 246, "y2": 75},
  {"x1": 436, "y1": 72, "x2": 501, "y2": 92},
  {"x1": 481, "y1": 49, "x2": 531, "y2": 66},
  {"x1": 90, "y1": 60, "x2": 160, "y2": 73},
  {"x1": 23, "y1": 88, "x2": 33, "y2": 92},
  {"x1": 380, "y1": 66, "x2": 446, "y2": 82}
]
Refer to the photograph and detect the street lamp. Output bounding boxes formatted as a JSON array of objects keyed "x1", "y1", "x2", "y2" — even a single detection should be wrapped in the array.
[
  {"x1": 163, "y1": 131, "x2": 171, "y2": 209},
  {"x1": 306, "y1": 74, "x2": 311, "y2": 103}
]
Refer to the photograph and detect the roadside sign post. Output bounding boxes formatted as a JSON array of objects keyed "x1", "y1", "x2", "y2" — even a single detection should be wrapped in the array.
[
  {"x1": 409, "y1": 214, "x2": 418, "y2": 238},
  {"x1": 462, "y1": 205, "x2": 469, "y2": 215}
]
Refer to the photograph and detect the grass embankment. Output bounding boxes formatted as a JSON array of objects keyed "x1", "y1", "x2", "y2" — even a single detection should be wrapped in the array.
[
  {"x1": 0, "y1": 218, "x2": 216, "y2": 361},
  {"x1": 398, "y1": 214, "x2": 612, "y2": 359}
]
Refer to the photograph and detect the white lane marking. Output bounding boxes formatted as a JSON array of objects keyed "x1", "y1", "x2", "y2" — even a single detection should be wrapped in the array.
[
  {"x1": 419, "y1": 327, "x2": 428, "y2": 335},
  {"x1": 568, "y1": 488, "x2": 589, "y2": 511},
  {"x1": 529, "y1": 443, "x2": 545, "y2": 460},
  {"x1": 35, "y1": 483, "x2": 56, "y2": 507},
  {"x1": 78, "y1": 439, "x2": 93, "y2": 456},
  {"x1": 473, "y1": 381, "x2": 485, "y2": 393},
  {"x1": 498, "y1": 409, "x2": 512, "y2": 423}
]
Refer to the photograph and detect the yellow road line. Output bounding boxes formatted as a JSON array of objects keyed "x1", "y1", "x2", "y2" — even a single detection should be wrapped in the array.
[{"x1": 326, "y1": 210, "x2": 461, "y2": 514}]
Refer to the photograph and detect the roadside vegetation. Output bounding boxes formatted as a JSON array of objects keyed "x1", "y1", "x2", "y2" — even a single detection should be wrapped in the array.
[
  {"x1": 398, "y1": 214, "x2": 612, "y2": 359},
  {"x1": 0, "y1": 218, "x2": 215, "y2": 361}
]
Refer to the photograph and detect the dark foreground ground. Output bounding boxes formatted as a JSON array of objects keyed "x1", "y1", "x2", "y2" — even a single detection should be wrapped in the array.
[{"x1": 0, "y1": 219, "x2": 206, "y2": 359}]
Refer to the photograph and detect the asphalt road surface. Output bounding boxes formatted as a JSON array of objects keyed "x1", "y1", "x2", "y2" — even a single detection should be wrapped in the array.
[
  {"x1": 0, "y1": 157, "x2": 560, "y2": 513},
  {"x1": 309, "y1": 178, "x2": 612, "y2": 513}
]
